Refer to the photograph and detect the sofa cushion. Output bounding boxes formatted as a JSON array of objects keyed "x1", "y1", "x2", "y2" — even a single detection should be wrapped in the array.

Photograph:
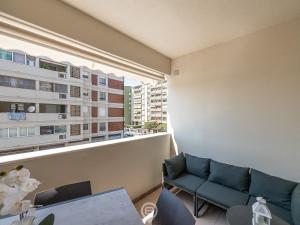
[
  {"x1": 164, "y1": 153, "x2": 186, "y2": 179},
  {"x1": 208, "y1": 160, "x2": 250, "y2": 192},
  {"x1": 196, "y1": 181, "x2": 249, "y2": 209},
  {"x1": 248, "y1": 196, "x2": 293, "y2": 225},
  {"x1": 173, "y1": 173, "x2": 206, "y2": 193},
  {"x1": 292, "y1": 184, "x2": 300, "y2": 225},
  {"x1": 249, "y1": 170, "x2": 297, "y2": 210},
  {"x1": 185, "y1": 154, "x2": 210, "y2": 178}
]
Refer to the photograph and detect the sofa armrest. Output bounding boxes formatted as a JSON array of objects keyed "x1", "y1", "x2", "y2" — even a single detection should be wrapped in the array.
[
  {"x1": 292, "y1": 184, "x2": 300, "y2": 225},
  {"x1": 162, "y1": 163, "x2": 168, "y2": 178}
]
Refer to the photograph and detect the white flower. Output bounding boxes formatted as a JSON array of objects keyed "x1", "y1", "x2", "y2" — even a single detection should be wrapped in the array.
[
  {"x1": 2, "y1": 168, "x2": 30, "y2": 187},
  {"x1": 11, "y1": 216, "x2": 35, "y2": 225},
  {"x1": 0, "y1": 183, "x2": 11, "y2": 202},
  {"x1": 19, "y1": 178, "x2": 40, "y2": 193},
  {"x1": 0, "y1": 198, "x2": 32, "y2": 216}
]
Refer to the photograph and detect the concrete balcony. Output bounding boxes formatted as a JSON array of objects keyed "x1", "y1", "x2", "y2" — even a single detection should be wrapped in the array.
[{"x1": 0, "y1": 113, "x2": 69, "y2": 124}]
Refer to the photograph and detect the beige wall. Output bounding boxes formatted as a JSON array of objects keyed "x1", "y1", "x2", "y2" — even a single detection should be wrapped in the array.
[
  {"x1": 0, "y1": 134, "x2": 170, "y2": 200},
  {"x1": 0, "y1": 0, "x2": 170, "y2": 74},
  {"x1": 169, "y1": 18, "x2": 300, "y2": 182}
]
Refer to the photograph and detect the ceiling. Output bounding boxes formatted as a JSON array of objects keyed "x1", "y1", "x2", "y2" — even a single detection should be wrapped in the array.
[{"x1": 62, "y1": 0, "x2": 300, "y2": 59}]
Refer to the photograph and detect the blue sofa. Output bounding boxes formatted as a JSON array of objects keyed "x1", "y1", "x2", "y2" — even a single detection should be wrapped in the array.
[{"x1": 162, "y1": 153, "x2": 300, "y2": 225}]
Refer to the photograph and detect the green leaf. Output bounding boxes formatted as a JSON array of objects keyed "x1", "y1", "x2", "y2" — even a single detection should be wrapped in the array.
[{"x1": 39, "y1": 214, "x2": 55, "y2": 225}]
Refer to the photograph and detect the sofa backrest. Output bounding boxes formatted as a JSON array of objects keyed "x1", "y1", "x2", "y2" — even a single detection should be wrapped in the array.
[
  {"x1": 249, "y1": 169, "x2": 297, "y2": 210},
  {"x1": 208, "y1": 160, "x2": 250, "y2": 192},
  {"x1": 185, "y1": 154, "x2": 210, "y2": 179},
  {"x1": 164, "y1": 152, "x2": 186, "y2": 179}
]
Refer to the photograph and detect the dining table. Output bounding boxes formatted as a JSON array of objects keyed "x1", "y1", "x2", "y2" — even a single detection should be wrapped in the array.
[{"x1": 0, "y1": 188, "x2": 144, "y2": 225}]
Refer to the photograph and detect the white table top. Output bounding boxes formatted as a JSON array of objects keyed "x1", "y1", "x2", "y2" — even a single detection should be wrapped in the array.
[{"x1": 0, "y1": 188, "x2": 144, "y2": 225}]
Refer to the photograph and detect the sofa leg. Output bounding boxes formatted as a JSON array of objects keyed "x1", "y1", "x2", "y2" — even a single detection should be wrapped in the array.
[
  {"x1": 193, "y1": 195, "x2": 197, "y2": 217},
  {"x1": 196, "y1": 200, "x2": 206, "y2": 217}
]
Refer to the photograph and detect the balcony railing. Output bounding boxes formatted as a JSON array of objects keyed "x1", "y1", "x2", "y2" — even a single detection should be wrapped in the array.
[{"x1": 7, "y1": 112, "x2": 26, "y2": 121}]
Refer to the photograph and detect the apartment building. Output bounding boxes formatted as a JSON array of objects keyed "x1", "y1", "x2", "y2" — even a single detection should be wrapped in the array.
[
  {"x1": 124, "y1": 86, "x2": 133, "y2": 125},
  {"x1": 132, "y1": 81, "x2": 167, "y2": 125},
  {"x1": 0, "y1": 49, "x2": 124, "y2": 154}
]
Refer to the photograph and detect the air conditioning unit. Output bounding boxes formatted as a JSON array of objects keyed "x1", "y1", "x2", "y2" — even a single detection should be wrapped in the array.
[
  {"x1": 58, "y1": 73, "x2": 66, "y2": 79},
  {"x1": 58, "y1": 114, "x2": 67, "y2": 119},
  {"x1": 59, "y1": 134, "x2": 66, "y2": 140},
  {"x1": 59, "y1": 93, "x2": 67, "y2": 99}
]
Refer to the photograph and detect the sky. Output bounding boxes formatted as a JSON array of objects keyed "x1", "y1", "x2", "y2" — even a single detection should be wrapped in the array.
[{"x1": 0, "y1": 34, "x2": 155, "y2": 87}]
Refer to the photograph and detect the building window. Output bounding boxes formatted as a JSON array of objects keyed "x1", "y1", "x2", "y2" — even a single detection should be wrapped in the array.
[
  {"x1": 99, "y1": 122, "x2": 106, "y2": 132},
  {"x1": 70, "y1": 86, "x2": 81, "y2": 98},
  {"x1": 91, "y1": 136, "x2": 106, "y2": 143},
  {"x1": 92, "y1": 90, "x2": 98, "y2": 101},
  {"x1": 70, "y1": 66, "x2": 80, "y2": 79},
  {"x1": 92, "y1": 107, "x2": 98, "y2": 118},
  {"x1": 40, "y1": 126, "x2": 54, "y2": 135},
  {"x1": 0, "y1": 75, "x2": 35, "y2": 90},
  {"x1": 27, "y1": 127, "x2": 36, "y2": 136},
  {"x1": 92, "y1": 123, "x2": 98, "y2": 134},
  {"x1": 108, "y1": 133, "x2": 122, "y2": 140},
  {"x1": 70, "y1": 105, "x2": 81, "y2": 116},
  {"x1": 26, "y1": 55, "x2": 36, "y2": 66},
  {"x1": 83, "y1": 124, "x2": 89, "y2": 131},
  {"x1": 91, "y1": 74, "x2": 98, "y2": 85},
  {"x1": 70, "y1": 124, "x2": 81, "y2": 136},
  {"x1": 99, "y1": 108, "x2": 107, "y2": 117},
  {"x1": 0, "y1": 128, "x2": 9, "y2": 138},
  {"x1": 0, "y1": 49, "x2": 12, "y2": 61},
  {"x1": 13, "y1": 52, "x2": 26, "y2": 64},
  {"x1": 55, "y1": 125, "x2": 67, "y2": 133},
  {"x1": 100, "y1": 92, "x2": 106, "y2": 101},
  {"x1": 55, "y1": 84, "x2": 68, "y2": 93},
  {"x1": 99, "y1": 77, "x2": 106, "y2": 86},
  {"x1": 19, "y1": 127, "x2": 27, "y2": 137},
  {"x1": 9, "y1": 128, "x2": 18, "y2": 138},
  {"x1": 40, "y1": 81, "x2": 54, "y2": 92}
]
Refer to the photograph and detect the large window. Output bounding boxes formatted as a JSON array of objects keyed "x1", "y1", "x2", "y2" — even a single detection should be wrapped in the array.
[{"x1": 0, "y1": 34, "x2": 167, "y2": 155}]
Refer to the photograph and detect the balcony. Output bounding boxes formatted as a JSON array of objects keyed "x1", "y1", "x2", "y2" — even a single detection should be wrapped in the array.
[{"x1": 0, "y1": 113, "x2": 69, "y2": 123}]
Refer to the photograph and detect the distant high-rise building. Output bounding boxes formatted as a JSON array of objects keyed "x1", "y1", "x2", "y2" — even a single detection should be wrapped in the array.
[
  {"x1": 0, "y1": 48, "x2": 125, "y2": 155},
  {"x1": 124, "y1": 86, "x2": 133, "y2": 125},
  {"x1": 132, "y1": 80, "x2": 167, "y2": 125}
]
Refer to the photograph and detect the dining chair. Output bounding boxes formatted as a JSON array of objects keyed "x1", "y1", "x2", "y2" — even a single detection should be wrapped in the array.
[
  {"x1": 34, "y1": 181, "x2": 92, "y2": 206},
  {"x1": 144, "y1": 188, "x2": 196, "y2": 225}
]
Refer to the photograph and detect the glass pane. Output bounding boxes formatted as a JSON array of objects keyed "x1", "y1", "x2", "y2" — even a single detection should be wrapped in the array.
[
  {"x1": 99, "y1": 108, "x2": 106, "y2": 117},
  {"x1": 0, "y1": 49, "x2": 12, "y2": 61},
  {"x1": 19, "y1": 127, "x2": 27, "y2": 136},
  {"x1": 0, "y1": 128, "x2": 8, "y2": 138},
  {"x1": 28, "y1": 127, "x2": 36, "y2": 136},
  {"x1": 9, "y1": 128, "x2": 18, "y2": 137},
  {"x1": 26, "y1": 55, "x2": 36, "y2": 66},
  {"x1": 55, "y1": 84, "x2": 68, "y2": 93},
  {"x1": 13, "y1": 52, "x2": 26, "y2": 64},
  {"x1": 55, "y1": 125, "x2": 67, "y2": 133}
]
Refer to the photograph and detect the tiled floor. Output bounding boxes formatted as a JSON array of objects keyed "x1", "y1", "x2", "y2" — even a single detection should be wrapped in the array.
[{"x1": 135, "y1": 188, "x2": 227, "y2": 225}]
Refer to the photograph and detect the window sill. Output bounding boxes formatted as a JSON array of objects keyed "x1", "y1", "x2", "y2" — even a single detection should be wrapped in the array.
[{"x1": 0, "y1": 133, "x2": 170, "y2": 164}]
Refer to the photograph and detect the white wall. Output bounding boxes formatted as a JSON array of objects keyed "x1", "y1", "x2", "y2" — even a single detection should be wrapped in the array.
[
  {"x1": 169, "y1": 18, "x2": 300, "y2": 182},
  {"x1": 0, "y1": 133, "x2": 170, "y2": 199}
]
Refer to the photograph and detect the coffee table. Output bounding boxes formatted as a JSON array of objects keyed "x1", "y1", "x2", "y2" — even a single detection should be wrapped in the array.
[{"x1": 226, "y1": 205, "x2": 290, "y2": 225}]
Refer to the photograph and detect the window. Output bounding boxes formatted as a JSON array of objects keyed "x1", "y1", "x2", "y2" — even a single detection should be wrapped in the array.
[
  {"x1": 99, "y1": 77, "x2": 106, "y2": 86},
  {"x1": 83, "y1": 124, "x2": 89, "y2": 131},
  {"x1": 19, "y1": 127, "x2": 27, "y2": 137},
  {"x1": 9, "y1": 128, "x2": 18, "y2": 138},
  {"x1": 91, "y1": 74, "x2": 98, "y2": 85},
  {"x1": 92, "y1": 90, "x2": 98, "y2": 101},
  {"x1": 40, "y1": 126, "x2": 54, "y2": 135},
  {"x1": 55, "y1": 125, "x2": 67, "y2": 133},
  {"x1": 70, "y1": 124, "x2": 81, "y2": 136},
  {"x1": 13, "y1": 52, "x2": 26, "y2": 64},
  {"x1": 28, "y1": 127, "x2": 36, "y2": 136},
  {"x1": 0, "y1": 75, "x2": 35, "y2": 90},
  {"x1": 0, "y1": 49, "x2": 12, "y2": 61},
  {"x1": 40, "y1": 81, "x2": 54, "y2": 92},
  {"x1": 91, "y1": 136, "x2": 105, "y2": 143},
  {"x1": 92, "y1": 107, "x2": 98, "y2": 117},
  {"x1": 70, "y1": 86, "x2": 81, "y2": 98},
  {"x1": 0, "y1": 128, "x2": 9, "y2": 138},
  {"x1": 92, "y1": 123, "x2": 98, "y2": 134},
  {"x1": 108, "y1": 133, "x2": 122, "y2": 140},
  {"x1": 99, "y1": 108, "x2": 106, "y2": 117},
  {"x1": 70, "y1": 105, "x2": 81, "y2": 116},
  {"x1": 70, "y1": 66, "x2": 80, "y2": 79},
  {"x1": 99, "y1": 122, "x2": 106, "y2": 132},
  {"x1": 100, "y1": 92, "x2": 106, "y2": 101},
  {"x1": 55, "y1": 84, "x2": 68, "y2": 93},
  {"x1": 26, "y1": 55, "x2": 36, "y2": 66}
]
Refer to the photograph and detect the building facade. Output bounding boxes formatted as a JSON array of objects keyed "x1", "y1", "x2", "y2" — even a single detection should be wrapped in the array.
[
  {"x1": 124, "y1": 86, "x2": 133, "y2": 125},
  {"x1": 0, "y1": 49, "x2": 124, "y2": 155},
  {"x1": 132, "y1": 81, "x2": 167, "y2": 125}
]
